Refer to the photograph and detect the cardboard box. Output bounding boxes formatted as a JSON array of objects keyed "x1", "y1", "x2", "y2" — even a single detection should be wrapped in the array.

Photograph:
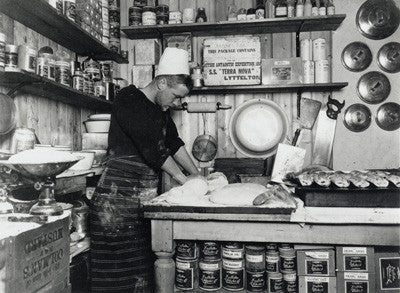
[
  {"x1": 134, "y1": 39, "x2": 160, "y2": 65},
  {"x1": 262, "y1": 58, "x2": 304, "y2": 85},
  {"x1": 132, "y1": 65, "x2": 153, "y2": 88},
  {"x1": 299, "y1": 276, "x2": 337, "y2": 293},
  {"x1": 337, "y1": 272, "x2": 375, "y2": 293},
  {"x1": 163, "y1": 33, "x2": 192, "y2": 61},
  {"x1": 297, "y1": 250, "x2": 336, "y2": 276},
  {"x1": 375, "y1": 252, "x2": 400, "y2": 293},
  {"x1": 336, "y1": 247, "x2": 375, "y2": 272},
  {"x1": 1, "y1": 215, "x2": 70, "y2": 293},
  {"x1": 203, "y1": 36, "x2": 261, "y2": 86},
  {"x1": 82, "y1": 133, "x2": 108, "y2": 150}
]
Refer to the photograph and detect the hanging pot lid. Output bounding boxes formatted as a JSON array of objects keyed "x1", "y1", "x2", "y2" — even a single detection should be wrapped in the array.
[
  {"x1": 377, "y1": 42, "x2": 400, "y2": 73},
  {"x1": 357, "y1": 71, "x2": 391, "y2": 104},
  {"x1": 0, "y1": 93, "x2": 17, "y2": 135},
  {"x1": 356, "y1": 0, "x2": 400, "y2": 40},
  {"x1": 376, "y1": 102, "x2": 400, "y2": 131},
  {"x1": 343, "y1": 104, "x2": 372, "y2": 132},
  {"x1": 229, "y1": 99, "x2": 289, "y2": 158},
  {"x1": 341, "y1": 42, "x2": 372, "y2": 72}
]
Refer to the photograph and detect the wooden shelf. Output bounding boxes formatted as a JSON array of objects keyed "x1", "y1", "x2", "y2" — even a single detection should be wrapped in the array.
[
  {"x1": 190, "y1": 82, "x2": 348, "y2": 95},
  {"x1": 121, "y1": 15, "x2": 346, "y2": 39},
  {"x1": 0, "y1": 71, "x2": 112, "y2": 111},
  {"x1": 0, "y1": 0, "x2": 128, "y2": 64}
]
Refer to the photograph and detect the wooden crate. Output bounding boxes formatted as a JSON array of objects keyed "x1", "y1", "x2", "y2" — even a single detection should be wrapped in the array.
[{"x1": 1, "y1": 216, "x2": 70, "y2": 293}]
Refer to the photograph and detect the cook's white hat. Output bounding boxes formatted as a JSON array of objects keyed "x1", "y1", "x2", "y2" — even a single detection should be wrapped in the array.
[{"x1": 155, "y1": 47, "x2": 190, "y2": 76}]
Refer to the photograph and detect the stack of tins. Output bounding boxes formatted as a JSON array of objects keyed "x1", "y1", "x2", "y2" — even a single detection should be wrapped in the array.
[
  {"x1": 265, "y1": 243, "x2": 298, "y2": 292},
  {"x1": 245, "y1": 244, "x2": 266, "y2": 292},
  {"x1": 175, "y1": 241, "x2": 199, "y2": 291},
  {"x1": 222, "y1": 242, "x2": 245, "y2": 291}
]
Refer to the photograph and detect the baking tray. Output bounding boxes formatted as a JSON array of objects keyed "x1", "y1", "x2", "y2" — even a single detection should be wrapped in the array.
[{"x1": 295, "y1": 185, "x2": 400, "y2": 208}]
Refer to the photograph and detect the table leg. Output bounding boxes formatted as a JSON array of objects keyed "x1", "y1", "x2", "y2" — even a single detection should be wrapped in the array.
[{"x1": 151, "y1": 220, "x2": 174, "y2": 293}]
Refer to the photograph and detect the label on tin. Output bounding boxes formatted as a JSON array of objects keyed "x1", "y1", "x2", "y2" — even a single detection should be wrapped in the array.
[
  {"x1": 343, "y1": 247, "x2": 367, "y2": 255},
  {"x1": 266, "y1": 256, "x2": 280, "y2": 272},
  {"x1": 222, "y1": 267, "x2": 244, "y2": 290},
  {"x1": 306, "y1": 252, "x2": 330, "y2": 259},
  {"x1": 344, "y1": 255, "x2": 367, "y2": 271},
  {"x1": 286, "y1": 279, "x2": 297, "y2": 292},
  {"x1": 223, "y1": 259, "x2": 243, "y2": 269},
  {"x1": 28, "y1": 55, "x2": 36, "y2": 71},
  {"x1": 5, "y1": 53, "x2": 18, "y2": 68},
  {"x1": 246, "y1": 254, "x2": 264, "y2": 263},
  {"x1": 222, "y1": 249, "x2": 243, "y2": 259},
  {"x1": 176, "y1": 262, "x2": 194, "y2": 290},
  {"x1": 345, "y1": 281, "x2": 368, "y2": 293},
  {"x1": 269, "y1": 277, "x2": 284, "y2": 293},
  {"x1": 200, "y1": 242, "x2": 220, "y2": 259},
  {"x1": 246, "y1": 271, "x2": 265, "y2": 292},
  {"x1": 344, "y1": 272, "x2": 369, "y2": 280},
  {"x1": 177, "y1": 241, "x2": 197, "y2": 259},
  {"x1": 305, "y1": 277, "x2": 329, "y2": 293},
  {"x1": 199, "y1": 263, "x2": 221, "y2": 290},
  {"x1": 306, "y1": 260, "x2": 329, "y2": 275},
  {"x1": 281, "y1": 256, "x2": 296, "y2": 272}
]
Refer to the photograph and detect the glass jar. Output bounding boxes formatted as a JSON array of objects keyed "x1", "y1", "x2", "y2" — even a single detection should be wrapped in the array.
[
  {"x1": 83, "y1": 73, "x2": 94, "y2": 95},
  {"x1": 196, "y1": 7, "x2": 207, "y2": 22},
  {"x1": 73, "y1": 64, "x2": 84, "y2": 92},
  {"x1": 55, "y1": 51, "x2": 71, "y2": 86},
  {"x1": 94, "y1": 80, "x2": 106, "y2": 98},
  {"x1": 83, "y1": 57, "x2": 101, "y2": 81}
]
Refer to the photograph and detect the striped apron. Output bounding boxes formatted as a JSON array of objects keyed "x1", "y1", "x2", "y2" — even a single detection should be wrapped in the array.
[{"x1": 90, "y1": 156, "x2": 159, "y2": 292}]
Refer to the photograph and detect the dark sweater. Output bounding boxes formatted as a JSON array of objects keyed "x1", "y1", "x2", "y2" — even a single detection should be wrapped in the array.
[{"x1": 108, "y1": 85, "x2": 184, "y2": 170}]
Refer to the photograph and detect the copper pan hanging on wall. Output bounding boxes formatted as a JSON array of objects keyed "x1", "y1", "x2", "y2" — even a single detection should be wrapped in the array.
[
  {"x1": 357, "y1": 71, "x2": 391, "y2": 104},
  {"x1": 343, "y1": 104, "x2": 372, "y2": 132},
  {"x1": 376, "y1": 102, "x2": 400, "y2": 131},
  {"x1": 341, "y1": 42, "x2": 372, "y2": 72},
  {"x1": 377, "y1": 42, "x2": 400, "y2": 73},
  {"x1": 356, "y1": 0, "x2": 400, "y2": 40}
]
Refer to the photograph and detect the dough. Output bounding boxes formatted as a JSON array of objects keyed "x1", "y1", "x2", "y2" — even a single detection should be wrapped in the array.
[
  {"x1": 8, "y1": 148, "x2": 78, "y2": 164},
  {"x1": 207, "y1": 172, "x2": 229, "y2": 192},
  {"x1": 165, "y1": 177, "x2": 208, "y2": 204},
  {"x1": 209, "y1": 183, "x2": 267, "y2": 206},
  {"x1": 183, "y1": 176, "x2": 209, "y2": 197}
]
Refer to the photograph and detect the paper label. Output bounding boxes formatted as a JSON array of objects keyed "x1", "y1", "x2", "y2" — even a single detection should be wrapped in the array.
[
  {"x1": 345, "y1": 280, "x2": 369, "y2": 293},
  {"x1": 306, "y1": 251, "x2": 330, "y2": 259},
  {"x1": 344, "y1": 255, "x2": 367, "y2": 271},
  {"x1": 343, "y1": 247, "x2": 367, "y2": 255},
  {"x1": 306, "y1": 260, "x2": 329, "y2": 275}
]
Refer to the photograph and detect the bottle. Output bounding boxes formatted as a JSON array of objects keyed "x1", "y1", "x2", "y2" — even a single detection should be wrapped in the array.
[
  {"x1": 72, "y1": 62, "x2": 84, "y2": 92},
  {"x1": 295, "y1": 0, "x2": 304, "y2": 17},
  {"x1": 304, "y1": 0, "x2": 312, "y2": 16},
  {"x1": 287, "y1": 0, "x2": 295, "y2": 17},
  {"x1": 195, "y1": 7, "x2": 207, "y2": 23},
  {"x1": 318, "y1": 0, "x2": 327, "y2": 15},
  {"x1": 326, "y1": 0, "x2": 335, "y2": 15},
  {"x1": 275, "y1": 0, "x2": 288, "y2": 17}
]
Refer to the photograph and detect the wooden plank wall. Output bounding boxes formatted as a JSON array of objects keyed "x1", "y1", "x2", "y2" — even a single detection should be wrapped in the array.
[
  {"x1": 0, "y1": 13, "x2": 95, "y2": 151},
  {"x1": 119, "y1": 0, "x2": 331, "y2": 171}
]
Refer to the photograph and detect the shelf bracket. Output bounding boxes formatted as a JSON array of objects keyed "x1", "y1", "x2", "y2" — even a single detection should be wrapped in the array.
[
  {"x1": 297, "y1": 89, "x2": 302, "y2": 119},
  {"x1": 6, "y1": 81, "x2": 35, "y2": 98}
]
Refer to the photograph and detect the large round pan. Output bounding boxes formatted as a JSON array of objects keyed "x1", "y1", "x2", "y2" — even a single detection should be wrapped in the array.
[
  {"x1": 357, "y1": 71, "x2": 391, "y2": 104},
  {"x1": 376, "y1": 102, "x2": 400, "y2": 131},
  {"x1": 341, "y1": 42, "x2": 372, "y2": 72},
  {"x1": 343, "y1": 104, "x2": 372, "y2": 132},
  {"x1": 356, "y1": 0, "x2": 400, "y2": 40},
  {"x1": 229, "y1": 99, "x2": 289, "y2": 158},
  {"x1": 377, "y1": 42, "x2": 400, "y2": 73}
]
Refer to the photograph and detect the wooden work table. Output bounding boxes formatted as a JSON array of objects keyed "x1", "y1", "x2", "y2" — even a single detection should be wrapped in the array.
[{"x1": 143, "y1": 201, "x2": 400, "y2": 293}]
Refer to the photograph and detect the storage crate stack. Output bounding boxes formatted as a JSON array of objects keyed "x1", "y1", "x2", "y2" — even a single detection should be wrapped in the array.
[
  {"x1": 297, "y1": 248, "x2": 337, "y2": 292},
  {"x1": 108, "y1": 0, "x2": 121, "y2": 53},
  {"x1": 76, "y1": 0, "x2": 102, "y2": 42},
  {"x1": 336, "y1": 246, "x2": 375, "y2": 293}
]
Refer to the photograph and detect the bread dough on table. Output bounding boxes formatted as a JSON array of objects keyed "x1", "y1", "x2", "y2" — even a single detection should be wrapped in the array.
[{"x1": 208, "y1": 183, "x2": 267, "y2": 206}]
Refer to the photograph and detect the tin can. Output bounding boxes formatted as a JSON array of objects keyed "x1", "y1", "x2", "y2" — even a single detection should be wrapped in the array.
[
  {"x1": 200, "y1": 241, "x2": 221, "y2": 260},
  {"x1": 10, "y1": 128, "x2": 36, "y2": 154},
  {"x1": 300, "y1": 38, "x2": 312, "y2": 61},
  {"x1": 182, "y1": 8, "x2": 195, "y2": 23},
  {"x1": 246, "y1": 270, "x2": 265, "y2": 292},
  {"x1": 312, "y1": 38, "x2": 326, "y2": 61},
  {"x1": 318, "y1": 6, "x2": 327, "y2": 15},
  {"x1": 303, "y1": 60, "x2": 315, "y2": 84},
  {"x1": 266, "y1": 243, "x2": 278, "y2": 252},
  {"x1": 175, "y1": 257, "x2": 198, "y2": 291},
  {"x1": 283, "y1": 272, "x2": 297, "y2": 292},
  {"x1": 279, "y1": 248, "x2": 296, "y2": 273},
  {"x1": 266, "y1": 250, "x2": 280, "y2": 273},
  {"x1": 222, "y1": 243, "x2": 244, "y2": 260},
  {"x1": 267, "y1": 272, "x2": 284, "y2": 293},
  {"x1": 176, "y1": 240, "x2": 198, "y2": 260},
  {"x1": 142, "y1": 11, "x2": 156, "y2": 25},
  {"x1": 315, "y1": 59, "x2": 330, "y2": 83},
  {"x1": 169, "y1": 11, "x2": 182, "y2": 23},
  {"x1": 222, "y1": 258, "x2": 244, "y2": 291},
  {"x1": 37, "y1": 53, "x2": 51, "y2": 78},
  {"x1": 4, "y1": 44, "x2": 18, "y2": 72},
  {"x1": 245, "y1": 245, "x2": 266, "y2": 272},
  {"x1": 199, "y1": 259, "x2": 221, "y2": 291},
  {"x1": 18, "y1": 45, "x2": 37, "y2": 73}
]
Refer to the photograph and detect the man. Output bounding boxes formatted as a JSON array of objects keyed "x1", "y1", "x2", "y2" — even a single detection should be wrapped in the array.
[{"x1": 90, "y1": 48, "x2": 200, "y2": 292}]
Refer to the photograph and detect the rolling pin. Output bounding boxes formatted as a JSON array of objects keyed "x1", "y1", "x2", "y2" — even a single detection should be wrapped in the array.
[{"x1": 172, "y1": 102, "x2": 231, "y2": 113}]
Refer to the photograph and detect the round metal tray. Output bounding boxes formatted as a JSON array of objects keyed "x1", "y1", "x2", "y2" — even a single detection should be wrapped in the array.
[
  {"x1": 343, "y1": 104, "x2": 372, "y2": 132},
  {"x1": 357, "y1": 71, "x2": 391, "y2": 104},
  {"x1": 341, "y1": 42, "x2": 372, "y2": 72}
]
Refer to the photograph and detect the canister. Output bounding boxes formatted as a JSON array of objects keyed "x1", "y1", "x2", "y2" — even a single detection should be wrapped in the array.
[
  {"x1": 4, "y1": 44, "x2": 18, "y2": 72},
  {"x1": 200, "y1": 241, "x2": 221, "y2": 260},
  {"x1": 191, "y1": 67, "x2": 203, "y2": 88},
  {"x1": 246, "y1": 270, "x2": 265, "y2": 292},
  {"x1": 17, "y1": 44, "x2": 37, "y2": 73},
  {"x1": 266, "y1": 250, "x2": 280, "y2": 273},
  {"x1": 55, "y1": 54, "x2": 71, "y2": 86},
  {"x1": 169, "y1": 11, "x2": 182, "y2": 23},
  {"x1": 267, "y1": 272, "x2": 284, "y2": 293},
  {"x1": 303, "y1": 60, "x2": 315, "y2": 84},
  {"x1": 300, "y1": 38, "x2": 312, "y2": 60},
  {"x1": 222, "y1": 242, "x2": 244, "y2": 260},
  {"x1": 129, "y1": 6, "x2": 142, "y2": 26},
  {"x1": 73, "y1": 67, "x2": 84, "y2": 92},
  {"x1": 266, "y1": 243, "x2": 278, "y2": 252},
  {"x1": 10, "y1": 128, "x2": 36, "y2": 154},
  {"x1": 279, "y1": 247, "x2": 296, "y2": 273},
  {"x1": 83, "y1": 73, "x2": 94, "y2": 95},
  {"x1": 283, "y1": 272, "x2": 297, "y2": 292},
  {"x1": 176, "y1": 240, "x2": 198, "y2": 260},
  {"x1": 312, "y1": 38, "x2": 326, "y2": 61},
  {"x1": 36, "y1": 53, "x2": 51, "y2": 78},
  {"x1": 175, "y1": 257, "x2": 199, "y2": 291},
  {"x1": 199, "y1": 259, "x2": 221, "y2": 291},
  {"x1": 222, "y1": 258, "x2": 244, "y2": 291},
  {"x1": 315, "y1": 59, "x2": 330, "y2": 83},
  {"x1": 142, "y1": 6, "x2": 156, "y2": 25},
  {"x1": 182, "y1": 8, "x2": 195, "y2": 23},
  {"x1": 318, "y1": 5, "x2": 327, "y2": 15},
  {"x1": 245, "y1": 245, "x2": 266, "y2": 272},
  {"x1": 0, "y1": 33, "x2": 6, "y2": 71}
]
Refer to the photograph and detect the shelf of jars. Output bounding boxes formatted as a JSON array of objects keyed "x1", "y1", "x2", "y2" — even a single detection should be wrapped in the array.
[
  {"x1": 121, "y1": 14, "x2": 346, "y2": 39},
  {"x1": 0, "y1": 71, "x2": 112, "y2": 111},
  {"x1": 189, "y1": 82, "x2": 348, "y2": 95},
  {"x1": 0, "y1": 0, "x2": 128, "y2": 64}
]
